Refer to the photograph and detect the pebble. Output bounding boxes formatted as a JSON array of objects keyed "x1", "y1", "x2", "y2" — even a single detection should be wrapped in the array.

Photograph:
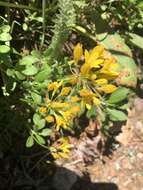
[{"x1": 137, "y1": 153, "x2": 143, "y2": 159}]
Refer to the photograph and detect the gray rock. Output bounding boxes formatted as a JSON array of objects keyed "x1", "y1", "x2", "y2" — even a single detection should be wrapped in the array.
[{"x1": 53, "y1": 167, "x2": 78, "y2": 190}]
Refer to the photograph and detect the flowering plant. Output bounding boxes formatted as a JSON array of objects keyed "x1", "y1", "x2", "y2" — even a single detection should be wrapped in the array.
[{"x1": 24, "y1": 43, "x2": 125, "y2": 159}]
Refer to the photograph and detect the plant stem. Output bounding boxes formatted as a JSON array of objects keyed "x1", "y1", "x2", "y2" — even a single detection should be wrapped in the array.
[
  {"x1": 70, "y1": 24, "x2": 97, "y2": 42},
  {"x1": 40, "y1": 0, "x2": 46, "y2": 49},
  {"x1": 0, "y1": 1, "x2": 41, "y2": 12}
]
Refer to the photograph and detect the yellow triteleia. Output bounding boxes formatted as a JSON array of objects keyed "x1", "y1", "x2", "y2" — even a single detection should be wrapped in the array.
[
  {"x1": 90, "y1": 59, "x2": 104, "y2": 68},
  {"x1": 60, "y1": 87, "x2": 71, "y2": 96},
  {"x1": 48, "y1": 81, "x2": 63, "y2": 95},
  {"x1": 68, "y1": 75, "x2": 79, "y2": 85},
  {"x1": 73, "y1": 43, "x2": 83, "y2": 63},
  {"x1": 51, "y1": 137, "x2": 71, "y2": 159},
  {"x1": 54, "y1": 114, "x2": 68, "y2": 131},
  {"x1": 90, "y1": 74, "x2": 97, "y2": 80},
  {"x1": 79, "y1": 89, "x2": 94, "y2": 97},
  {"x1": 87, "y1": 45, "x2": 104, "y2": 65},
  {"x1": 70, "y1": 105, "x2": 80, "y2": 114},
  {"x1": 95, "y1": 78, "x2": 108, "y2": 85},
  {"x1": 80, "y1": 59, "x2": 103, "y2": 76},
  {"x1": 48, "y1": 82, "x2": 58, "y2": 91},
  {"x1": 70, "y1": 96, "x2": 80, "y2": 103},
  {"x1": 86, "y1": 103, "x2": 92, "y2": 110},
  {"x1": 51, "y1": 102, "x2": 69, "y2": 109},
  {"x1": 60, "y1": 106, "x2": 80, "y2": 122},
  {"x1": 97, "y1": 84, "x2": 117, "y2": 94},
  {"x1": 93, "y1": 97, "x2": 101, "y2": 105},
  {"x1": 80, "y1": 63, "x2": 90, "y2": 75},
  {"x1": 45, "y1": 115, "x2": 54, "y2": 123},
  {"x1": 84, "y1": 49, "x2": 90, "y2": 64},
  {"x1": 100, "y1": 59, "x2": 119, "y2": 79},
  {"x1": 39, "y1": 107, "x2": 47, "y2": 113}
]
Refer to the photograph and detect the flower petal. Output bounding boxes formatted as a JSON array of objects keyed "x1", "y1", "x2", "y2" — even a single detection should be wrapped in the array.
[{"x1": 73, "y1": 43, "x2": 83, "y2": 63}]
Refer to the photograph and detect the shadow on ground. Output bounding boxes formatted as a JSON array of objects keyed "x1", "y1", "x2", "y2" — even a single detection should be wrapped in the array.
[
  {"x1": 52, "y1": 166, "x2": 119, "y2": 190},
  {"x1": 0, "y1": 155, "x2": 119, "y2": 190}
]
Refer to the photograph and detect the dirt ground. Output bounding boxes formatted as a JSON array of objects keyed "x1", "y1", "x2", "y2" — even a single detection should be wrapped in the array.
[{"x1": 53, "y1": 97, "x2": 143, "y2": 190}]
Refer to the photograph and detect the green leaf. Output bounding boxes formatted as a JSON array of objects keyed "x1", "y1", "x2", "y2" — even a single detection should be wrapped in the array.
[
  {"x1": 138, "y1": 2, "x2": 143, "y2": 9},
  {"x1": 0, "y1": 32, "x2": 12, "y2": 41},
  {"x1": 95, "y1": 15, "x2": 137, "y2": 87},
  {"x1": 22, "y1": 23, "x2": 28, "y2": 31},
  {"x1": 0, "y1": 45, "x2": 10, "y2": 53},
  {"x1": 119, "y1": 103, "x2": 129, "y2": 110},
  {"x1": 31, "y1": 92, "x2": 42, "y2": 104},
  {"x1": 35, "y1": 66, "x2": 51, "y2": 82},
  {"x1": 107, "y1": 87, "x2": 130, "y2": 104},
  {"x1": 33, "y1": 113, "x2": 41, "y2": 124},
  {"x1": 1, "y1": 25, "x2": 10, "y2": 33},
  {"x1": 22, "y1": 65, "x2": 38, "y2": 76},
  {"x1": 35, "y1": 134, "x2": 45, "y2": 145},
  {"x1": 15, "y1": 71, "x2": 26, "y2": 80},
  {"x1": 86, "y1": 106, "x2": 97, "y2": 119},
  {"x1": 106, "y1": 108, "x2": 127, "y2": 121},
  {"x1": 39, "y1": 128, "x2": 52, "y2": 137},
  {"x1": 128, "y1": 33, "x2": 143, "y2": 50},
  {"x1": 19, "y1": 55, "x2": 39, "y2": 65},
  {"x1": 33, "y1": 113, "x2": 45, "y2": 129},
  {"x1": 6, "y1": 69, "x2": 14, "y2": 76},
  {"x1": 26, "y1": 136, "x2": 34, "y2": 147}
]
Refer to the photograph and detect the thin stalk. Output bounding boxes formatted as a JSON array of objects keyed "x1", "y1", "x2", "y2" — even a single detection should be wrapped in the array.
[
  {"x1": 40, "y1": 0, "x2": 46, "y2": 49},
  {"x1": 0, "y1": 1, "x2": 41, "y2": 12},
  {"x1": 70, "y1": 24, "x2": 97, "y2": 42}
]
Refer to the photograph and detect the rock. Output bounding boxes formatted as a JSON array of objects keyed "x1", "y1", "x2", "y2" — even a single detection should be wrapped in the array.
[
  {"x1": 53, "y1": 167, "x2": 78, "y2": 190},
  {"x1": 137, "y1": 153, "x2": 143, "y2": 159}
]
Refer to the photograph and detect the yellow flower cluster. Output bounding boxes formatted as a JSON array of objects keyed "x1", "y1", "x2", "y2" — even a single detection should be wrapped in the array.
[
  {"x1": 69, "y1": 43, "x2": 119, "y2": 109},
  {"x1": 50, "y1": 137, "x2": 71, "y2": 159},
  {"x1": 39, "y1": 81, "x2": 80, "y2": 131},
  {"x1": 37, "y1": 43, "x2": 119, "y2": 159},
  {"x1": 39, "y1": 43, "x2": 119, "y2": 133}
]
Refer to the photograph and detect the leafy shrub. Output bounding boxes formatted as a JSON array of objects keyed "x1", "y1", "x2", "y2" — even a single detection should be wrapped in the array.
[{"x1": 0, "y1": 0, "x2": 141, "y2": 160}]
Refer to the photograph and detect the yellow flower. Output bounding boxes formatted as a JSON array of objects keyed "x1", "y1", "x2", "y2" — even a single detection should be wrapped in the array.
[
  {"x1": 48, "y1": 81, "x2": 63, "y2": 92},
  {"x1": 45, "y1": 115, "x2": 54, "y2": 123},
  {"x1": 80, "y1": 63, "x2": 90, "y2": 76},
  {"x1": 99, "y1": 59, "x2": 119, "y2": 80},
  {"x1": 69, "y1": 105, "x2": 80, "y2": 115},
  {"x1": 54, "y1": 114, "x2": 68, "y2": 131},
  {"x1": 48, "y1": 82, "x2": 58, "y2": 91},
  {"x1": 80, "y1": 46, "x2": 104, "y2": 76},
  {"x1": 70, "y1": 96, "x2": 80, "y2": 103},
  {"x1": 60, "y1": 87, "x2": 71, "y2": 96},
  {"x1": 39, "y1": 107, "x2": 47, "y2": 113},
  {"x1": 95, "y1": 78, "x2": 108, "y2": 85},
  {"x1": 51, "y1": 138, "x2": 71, "y2": 159},
  {"x1": 79, "y1": 89, "x2": 94, "y2": 97},
  {"x1": 67, "y1": 75, "x2": 79, "y2": 85},
  {"x1": 79, "y1": 88, "x2": 101, "y2": 108},
  {"x1": 97, "y1": 84, "x2": 117, "y2": 94},
  {"x1": 81, "y1": 59, "x2": 103, "y2": 76},
  {"x1": 73, "y1": 43, "x2": 83, "y2": 63},
  {"x1": 86, "y1": 103, "x2": 92, "y2": 110},
  {"x1": 93, "y1": 97, "x2": 101, "y2": 105},
  {"x1": 51, "y1": 102, "x2": 69, "y2": 109},
  {"x1": 63, "y1": 106, "x2": 79, "y2": 120},
  {"x1": 90, "y1": 74, "x2": 97, "y2": 80},
  {"x1": 86, "y1": 45, "x2": 104, "y2": 65}
]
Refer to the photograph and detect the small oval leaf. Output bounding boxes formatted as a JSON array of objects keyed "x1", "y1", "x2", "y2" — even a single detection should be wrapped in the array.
[{"x1": 26, "y1": 136, "x2": 34, "y2": 147}]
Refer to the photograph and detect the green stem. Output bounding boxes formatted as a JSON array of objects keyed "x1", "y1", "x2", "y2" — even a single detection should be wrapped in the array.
[
  {"x1": 0, "y1": 1, "x2": 41, "y2": 12},
  {"x1": 70, "y1": 24, "x2": 97, "y2": 42},
  {"x1": 40, "y1": 0, "x2": 46, "y2": 49}
]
